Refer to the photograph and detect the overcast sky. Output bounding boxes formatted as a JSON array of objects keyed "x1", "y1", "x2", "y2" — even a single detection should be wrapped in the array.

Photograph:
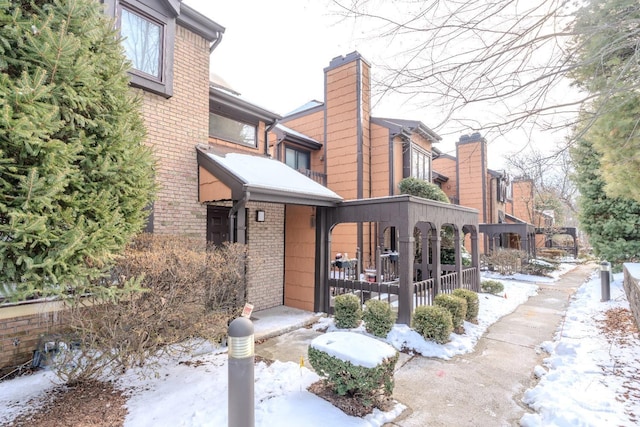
[{"x1": 184, "y1": 0, "x2": 571, "y2": 170}]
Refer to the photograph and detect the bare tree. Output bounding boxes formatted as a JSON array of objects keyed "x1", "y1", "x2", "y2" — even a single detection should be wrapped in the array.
[
  {"x1": 505, "y1": 148, "x2": 578, "y2": 225},
  {"x1": 329, "y1": 0, "x2": 638, "y2": 144}
]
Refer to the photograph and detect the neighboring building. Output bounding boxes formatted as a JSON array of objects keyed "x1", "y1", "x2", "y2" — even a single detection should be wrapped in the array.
[
  {"x1": 432, "y1": 132, "x2": 577, "y2": 258},
  {"x1": 1, "y1": 5, "x2": 482, "y2": 369}
]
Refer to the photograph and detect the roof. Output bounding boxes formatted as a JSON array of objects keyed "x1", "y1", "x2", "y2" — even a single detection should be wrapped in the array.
[
  {"x1": 283, "y1": 100, "x2": 325, "y2": 118},
  {"x1": 209, "y1": 86, "x2": 281, "y2": 125},
  {"x1": 196, "y1": 146, "x2": 342, "y2": 206},
  {"x1": 274, "y1": 124, "x2": 322, "y2": 150},
  {"x1": 371, "y1": 117, "x2": 442, "y2": 142}
]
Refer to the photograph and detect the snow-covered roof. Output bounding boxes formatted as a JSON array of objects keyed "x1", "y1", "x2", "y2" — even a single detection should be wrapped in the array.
[{"x1": 197, "y1": 146, "x2": 342, "y2": 206}]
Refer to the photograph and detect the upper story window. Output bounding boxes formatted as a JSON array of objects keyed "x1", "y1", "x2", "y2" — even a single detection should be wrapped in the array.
[
  {"x1": 411, "y1": 146, "x2": 431, "y2": 181},
  {"x1": 120, "y1": 7, "x2": 162, "y2": 79},
  {"x1": 285, "y1": 147, "x2": 310, "y2": 170},
  {"x1": 104, "y1": 0, "x2": 175, "y2": 98},
  {"x1": 209, "y1": 112, "x2": 257, "y2": 147}
]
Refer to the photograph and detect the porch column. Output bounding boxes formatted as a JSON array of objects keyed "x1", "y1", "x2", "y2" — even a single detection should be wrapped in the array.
[
  {"x1": 397, "y1": 233, "x2": 415, "y2": 325},
  {"x1": 431, "y1": 228, "x2": 442, "y2": 295},
  {"x1": 454, "y1": 227, "x2": 462, "y2": 288},
  {"x1": 471, "y1": 232, "x2": 480, "y2": 292},
  {"x1": 314, "y1": 207, "x2": 330, "y2": 313}
]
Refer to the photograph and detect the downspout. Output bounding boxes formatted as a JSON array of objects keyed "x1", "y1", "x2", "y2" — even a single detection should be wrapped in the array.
[
  {"x1": 229, "y1": 191, "x2": 249, "y2": 243},
  {"x1": 265, "y1": 121, "x2": 277, "y2": 157},
  {"x1": 209, "y1": 31, "x2": 223, "y2": 53}
]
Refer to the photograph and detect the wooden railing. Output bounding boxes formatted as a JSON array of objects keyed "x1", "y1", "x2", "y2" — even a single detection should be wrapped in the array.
[{"x1": 461, "y1": 267, "x2": 479, "y2": 291}]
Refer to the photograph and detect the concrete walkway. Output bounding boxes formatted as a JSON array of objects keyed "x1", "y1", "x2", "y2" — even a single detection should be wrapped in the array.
[
  {"x1": 254, "y1": 263, "x2": 596, "y2": 426},
  {"x1": 386, "y1": 263, "x2": 595, "y2": 426}
]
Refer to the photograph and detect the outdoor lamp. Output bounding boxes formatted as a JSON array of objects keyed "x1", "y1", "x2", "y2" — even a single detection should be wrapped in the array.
[
  {"x1": 600, "y1": 261, "x2": 611, "y2": 302},
  {"x1": 228, "y1": 316, "x2": 255, "y2": 427}
]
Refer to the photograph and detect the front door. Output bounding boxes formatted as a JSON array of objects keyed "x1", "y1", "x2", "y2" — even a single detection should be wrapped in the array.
[{"x1": 207, "y1": 206, "x2": 230, "y2": 246}]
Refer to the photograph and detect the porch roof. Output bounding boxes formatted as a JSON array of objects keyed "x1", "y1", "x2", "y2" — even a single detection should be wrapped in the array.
[{"x1": 196, "y1": 146, "x2": 343, "y2": 206}]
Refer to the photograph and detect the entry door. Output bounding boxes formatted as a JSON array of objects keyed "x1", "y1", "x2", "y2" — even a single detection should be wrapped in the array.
[{"x1": 207, "y1": 206, "x2": 230, "y2": 246}]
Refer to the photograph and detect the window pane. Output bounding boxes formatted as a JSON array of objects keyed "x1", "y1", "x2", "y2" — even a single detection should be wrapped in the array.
[
  {"x1": 285, "y1": 148, "x2": 297, "y2": 168},
  {"x1": 121, "y1": 8, "x2": 161, "y2": 78},
  {"x1": 297, "y1": 151, "x2": 310, "y2": 169},
  {"x1": 209, "y1": 113, "x2": 257, "y2": 146}
]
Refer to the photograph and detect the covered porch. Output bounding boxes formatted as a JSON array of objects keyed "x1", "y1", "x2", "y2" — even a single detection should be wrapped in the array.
[
  {"x1": 314, "y1": 195, "x2": 480, "y2": 325},
  {"x1": 479, "y1": 221, "x2": 537, "y2": 259}
]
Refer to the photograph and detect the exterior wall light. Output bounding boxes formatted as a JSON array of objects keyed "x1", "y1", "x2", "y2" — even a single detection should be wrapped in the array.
[{"x1": 256, "y1": 210, "x2": 265, "y2": 222}]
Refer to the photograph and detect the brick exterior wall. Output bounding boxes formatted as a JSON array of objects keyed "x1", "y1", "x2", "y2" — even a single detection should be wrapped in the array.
[
  {"x1": 0, "y1": 303, "x2": 66, "y2": 369},
  {"x1": 141, "y1": 25, "x2": 210, "y2": 241},
  {"x1": 457, "y1": 138, "x2": 487, "y2": 222},
  {"x1": 246, "y1": 202, "x2": 285, "y2": 310}
]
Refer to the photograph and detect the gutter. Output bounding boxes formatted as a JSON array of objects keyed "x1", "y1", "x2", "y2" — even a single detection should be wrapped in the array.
[{"x1": 210, "y1": 31, "x2": 223, "y2": 53}]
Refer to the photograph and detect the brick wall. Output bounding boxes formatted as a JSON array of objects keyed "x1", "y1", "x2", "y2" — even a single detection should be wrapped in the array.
[
  {"x1": 0, "y1": 302, "x2": 66, "y2": 369},
  {"x1": 246, "y1": 202, "x2": 285, "y2": 310},
  {"x1": 141, "y1": 25, "x2": 210, "y2": 241}
]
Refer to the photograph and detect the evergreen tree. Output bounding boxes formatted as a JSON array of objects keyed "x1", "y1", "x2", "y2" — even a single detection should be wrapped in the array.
[
  {"x1": 0, "y1": 0, "x2": 156, "y2": 300},
  {"x1": 571, "y1": 133, "x2": 640, "y2": 264},
  {"x1": 570, "y1": 0, "x2": 640, "y2": 201}
]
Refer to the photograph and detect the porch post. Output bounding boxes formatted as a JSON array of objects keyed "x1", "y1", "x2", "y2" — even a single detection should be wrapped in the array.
[
  {"x1": 431, "y1": 228, "x2": 442, "y2": 295},
  {"x1": 236, "y1": 206, "x2": 246, "y2": 244},
  {"x1": 454, "y1": 227, "x2": 462, "y2": 288},
  {"x1": 314, "y1": 207, "x2": 330, "y2": 313},
  {"x1": 397, "y1": 233, "x2": 414, "y2": 325},
  {"x1": 471, "y1": 231, "x2": 480, "y2": 292}
]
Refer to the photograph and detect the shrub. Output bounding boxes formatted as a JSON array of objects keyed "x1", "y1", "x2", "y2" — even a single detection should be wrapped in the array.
[
  {"x1": 522, "y1": 258, "x2": 556, "y2": 277},
  {"x1": 362, "y1": 299, "x2": 396, "y2": 337},
  {"x1": 399, "y1": 177, "x2": 450, "y2": 203},
  {"x1": 308, "y1": 333, "x2": 398, "y2": 409},
  {"x1": 481, "y1": 279, "x2": 504, "y2": 295},
  {"x1": 333, "y1": 293, "x2": 362, "y2": 329},
  {"x1": 411, "y1": 305, "x2": 453, "y2": 344},
  {"x1": 485, "y1": 249, "x2": 526, "y2": 275},
  {"x1": 452, "y1": 289, "x2": 479, "y2": 323},
  {"x1": 434, "y1": 293, "x2": 467, "y2": 333},
  {"x1": 48, "y1": 234, "x2": 247, "y2": 384}
]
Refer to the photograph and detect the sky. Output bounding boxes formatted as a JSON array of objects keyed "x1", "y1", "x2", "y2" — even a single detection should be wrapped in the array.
[
  {"x1": 183, "y1": 0, "x2": 574, "y2": 170},
  {"x1": 3, "y1": 264, "x2": 639, "y2": 426}
]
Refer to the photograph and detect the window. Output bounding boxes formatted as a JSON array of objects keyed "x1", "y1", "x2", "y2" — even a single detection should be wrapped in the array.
[
  {"x1": 121, "y1": 7, "x2": 162, "y2": 79},
  {"x1": 209, "y1": 113, "x2": 257, "y2": 147},
  {"x1": 411, "y1": 146, "x2": 431, "y2": 181},
  {"x1": 285, "y1": 147, "x2": 310, "y2": 170},
  {"x1": 105, "y1": 0, "x2": 175, "y2": 97}
]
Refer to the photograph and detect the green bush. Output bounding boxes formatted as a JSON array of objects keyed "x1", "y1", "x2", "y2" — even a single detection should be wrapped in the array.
[
  {"x1": 308, "y1": 339, "x2": 398, "y2": 408},
  {"x1": 334, "y1": 293, "x2": 362, "y2": 329},
  {"x1": 398, "y1": 177, "x2": 450, "y2": 203},
  {"x1": 452, "y1": 289, "x2": 479, "y2": 323},
  {"x1": 411, "y1": 305, "x2": 453, "y2": 344},
  {"x1": 362, "y1": 299, "x2": 396, "y2": 337},
  {"x1": 434, "y1": 293, "x2": 467, "y2": 332},
  {"x1": 481, "y1": 279, "x2": 504, "y2": 295}
]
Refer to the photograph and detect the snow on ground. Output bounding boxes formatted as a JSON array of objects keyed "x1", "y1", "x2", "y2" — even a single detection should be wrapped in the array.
[
  {"x1": 520, "y1": 270, "x2": 640, "y2": 427},
  {"x1": 1, "y1": 262, "x2": 639, "y2": 426}
]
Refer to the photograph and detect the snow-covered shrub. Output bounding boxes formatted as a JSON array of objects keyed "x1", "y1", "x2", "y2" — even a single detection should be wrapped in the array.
[
  {"x1": 411, "y1": 305, "x2": 453, "y2": 344},
  {"x1": 452, "y1": 289, "x2": 479, "y2": 323},
  {"x1": 434, "y1": 293, "x2": 467, "y2": 333},
  {"x1": 362, "y1": 299, "x2": 395, "y2": 337},
  {"x1": 308, "y1": 334, "x2": 398, "y2": 408},
  {"x1": 522, "y1": 258, "x2": 556, "y2": 276},
  {"x1": 333, "y1": 293, "x2": 362, "y2": 329},
  {"x1": 481, "y1": 279, "x2": 504, "y2": 295}
]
